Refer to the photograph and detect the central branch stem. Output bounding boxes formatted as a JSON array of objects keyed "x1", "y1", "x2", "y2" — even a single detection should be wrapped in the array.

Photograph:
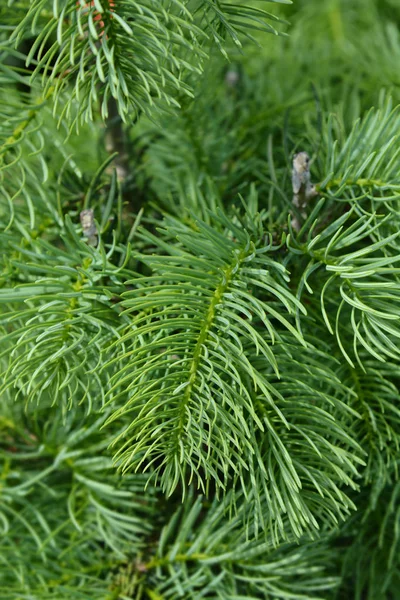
[{"x1": 174, "y1": 249, "x2": 246, "y2": 444}]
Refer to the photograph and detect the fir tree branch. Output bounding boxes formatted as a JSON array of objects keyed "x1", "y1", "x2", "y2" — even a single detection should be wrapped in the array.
[{"x1": 104, "y1": 211, "x2": 305, "y2": 496}]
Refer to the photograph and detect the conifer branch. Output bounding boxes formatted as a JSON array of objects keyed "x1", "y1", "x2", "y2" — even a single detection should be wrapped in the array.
[{"x1": 3, "y1": 2, "x2": 400, "y2": 598}]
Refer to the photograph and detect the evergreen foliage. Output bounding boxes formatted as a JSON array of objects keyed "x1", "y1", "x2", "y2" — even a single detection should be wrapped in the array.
[{"x1": 1, "y1": 0, "x2": 400, "y2": 598}]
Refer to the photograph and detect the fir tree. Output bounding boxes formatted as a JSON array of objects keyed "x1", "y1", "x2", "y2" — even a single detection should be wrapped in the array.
[{"x1": 1, "y1": 1, "x2": 400, "y2": 598}]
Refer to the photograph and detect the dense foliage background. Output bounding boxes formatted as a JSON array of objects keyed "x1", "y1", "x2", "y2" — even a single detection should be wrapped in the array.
[{"x1": 2, "y1": 0, "x2": 400, "y2": 598}]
